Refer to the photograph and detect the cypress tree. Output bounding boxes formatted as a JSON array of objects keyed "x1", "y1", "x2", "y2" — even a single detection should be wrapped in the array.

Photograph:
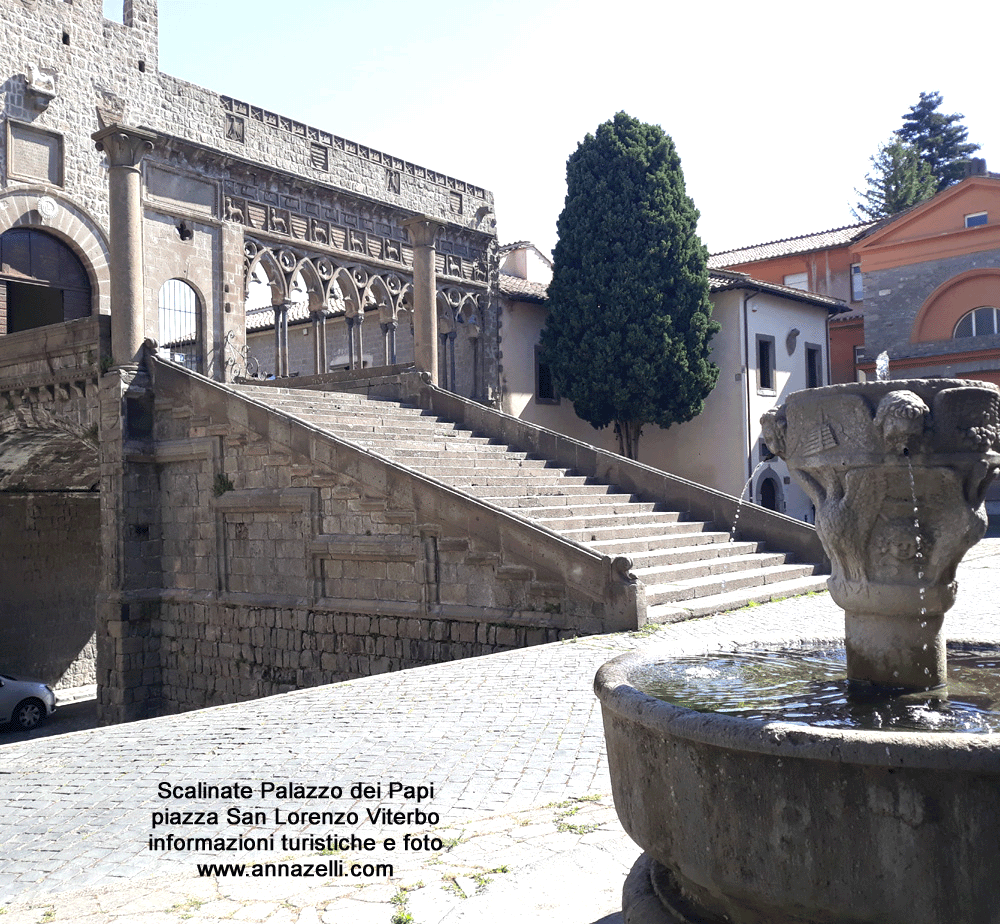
[{"x1": 539, "y1": 112, "x2": 718, "y2": 460}]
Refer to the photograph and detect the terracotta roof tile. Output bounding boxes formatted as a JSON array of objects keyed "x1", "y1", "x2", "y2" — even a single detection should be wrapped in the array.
[
  {"x1": 708, "y1": 270, "x2": 847, "y2": 312},
  {"x1": 245, "y1": 302, "x2": 314, "y2": 333},
  {"x1": 709, "y1": 222, "x2": 878, "y2": 267},
  {"x1": 498, "y1": 269, "x2": 844, "y2": 312},
  {"x1": 499, "y1": 273, "x2": 548, "y2": 303}
]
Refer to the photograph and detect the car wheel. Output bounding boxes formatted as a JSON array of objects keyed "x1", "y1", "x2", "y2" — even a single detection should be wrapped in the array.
[{"x1": 12, "y1": 698, "x2": 45, "y2": 731}]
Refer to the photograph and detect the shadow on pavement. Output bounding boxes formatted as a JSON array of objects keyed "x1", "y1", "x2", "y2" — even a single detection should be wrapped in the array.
[{"x1": 0, "y1": 696, "x2": 99, "y2": 745}]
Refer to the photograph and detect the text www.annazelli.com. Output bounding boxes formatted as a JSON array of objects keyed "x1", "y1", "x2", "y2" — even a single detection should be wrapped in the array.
[{"x1": 197, "y1": 860, "x2": 393, "y2": 878}]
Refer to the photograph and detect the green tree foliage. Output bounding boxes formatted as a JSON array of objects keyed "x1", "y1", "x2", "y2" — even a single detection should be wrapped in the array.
[
  {"x1": 539, "y1": 112, "x2": 719, "y2": 460},
  {"x1": 852, "y1": 136, "x2": 938, "y2": 221},
  {"x1": 897, "y1": 91, "x2": 980, "y2": 191}
]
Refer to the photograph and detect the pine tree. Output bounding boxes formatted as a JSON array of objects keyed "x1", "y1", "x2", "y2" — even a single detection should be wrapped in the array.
[
  {"x1": 897, "y1": 91, "x2": 980, "y2": 191},
  {"x1": 539, "y1": 112, "x2": 719, "y2": 461},
  {"x1": 852, "y1": 136, "x2": 938, "y2": 221}
]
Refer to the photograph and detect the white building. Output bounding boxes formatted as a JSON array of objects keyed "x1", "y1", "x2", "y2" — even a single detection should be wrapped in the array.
[{"x1": 498, "y1": 245, "x2": 844, "y2": 522}]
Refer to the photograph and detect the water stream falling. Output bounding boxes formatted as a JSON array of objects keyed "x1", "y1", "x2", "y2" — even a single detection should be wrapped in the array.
[
  {"x1": 729, "y1": 460, "x2": 769, "y2": 543},
  {"x1": 905, "y1": 453, "x2": 932, "y2": 679},
  {"x1": 724, "y1": 460, "x2": 770, "y2": 596}
]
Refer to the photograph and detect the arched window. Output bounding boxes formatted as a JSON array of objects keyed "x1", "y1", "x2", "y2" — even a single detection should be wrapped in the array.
[
  {"x1": 954, "y1": 306, "x2": 1000, "y2": 340},
  {"x1": 158, "y1": 279, "x2": 201, "y2": 371},
  {"x1": 0, "y1": 228, "x2": 91, "y2": 334}
]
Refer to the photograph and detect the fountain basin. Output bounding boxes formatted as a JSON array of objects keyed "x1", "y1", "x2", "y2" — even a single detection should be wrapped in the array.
[{"x1": 596, "y1": 640, "x2": 1000, "y2": 924}]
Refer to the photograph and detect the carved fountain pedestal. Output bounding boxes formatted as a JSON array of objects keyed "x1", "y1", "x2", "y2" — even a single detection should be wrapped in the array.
[
  {"x1": 763, "y1": 380, "x2": 1000, "y2": 691},
  {"x1": 596, "y1": 380, "x2": 1000, "y2": 924}
]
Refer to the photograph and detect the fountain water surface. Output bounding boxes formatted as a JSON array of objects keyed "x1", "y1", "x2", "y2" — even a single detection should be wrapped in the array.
[{"x1": 596, "y1": 379, "x2": 1000, "y2": 924}]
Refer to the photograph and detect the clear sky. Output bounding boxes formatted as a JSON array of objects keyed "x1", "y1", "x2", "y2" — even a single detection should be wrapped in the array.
[{"x1": 108, "y1": 0, "x2": 1000, "y2": 258}]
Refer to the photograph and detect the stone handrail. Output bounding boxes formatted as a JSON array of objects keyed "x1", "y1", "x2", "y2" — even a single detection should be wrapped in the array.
[{"x1": 408, "y1": 378, "x2": 828, "y2": 568}]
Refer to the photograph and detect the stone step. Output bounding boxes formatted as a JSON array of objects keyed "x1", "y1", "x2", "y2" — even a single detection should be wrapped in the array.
[
  {"x1": 627, "y1": 540, "x2": 767, "y2": 567},
  {"x1": 587, "y1": 530, "x2": 734, "y2": 553},
  {"x1": 432, "y1": 473, "x2": 594, "y2": 488},
  {"x1": 632, "y1": 551, "x2": 792, "y2": 584},
  {"x1": 271, "y1": 409, "x2": 471, "y2": 434},
  {"x1": 547, "y1": 507, "x2": 689, "y2": 526},
  {"x1": 646, "y1": 575, "x2": 830, "y2": 623},
  {"x1": 239, "y1": 395, "x2": 441, "y2": 424},
  {"x1": 235, "y1": 386, "x2": 828, "y2": 629},
  {"x1": 345, "y1": 431, "x2": 497, "y2": 448},
  {"x1": 232, "y1": 385, "x2": 418, "y2": 409},
  {"x1": 371, "y1": 444, "x2": 528, "y2": 459},
  {"x1": 414, "y1": 458, "x2": 558, "y2": 474},
  {"x1": 460, "y1": 482, "x2": 627, "y2": 500},
  {"x1": 644, "y1": 563, "x2": 823, "y2": 607},
  {"x1": 555, "y1": 516, "x2": 708, "y2": 538},
  {"x1": 477, "y1": 493, "x2": 645, "y2": 510}
]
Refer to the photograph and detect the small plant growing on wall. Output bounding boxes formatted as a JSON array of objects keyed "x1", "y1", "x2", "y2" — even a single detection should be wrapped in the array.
[{"x1": 213, "y1": 472, "x2": 235, "y2": 496}]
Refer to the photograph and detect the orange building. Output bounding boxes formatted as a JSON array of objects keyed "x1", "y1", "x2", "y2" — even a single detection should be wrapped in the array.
[
  {"x1": 711, "y1": 166, "x2": 1000, "y2": 386},
  {"x1": 710, "y1": 223, "x2": 873, "y2": 383}
]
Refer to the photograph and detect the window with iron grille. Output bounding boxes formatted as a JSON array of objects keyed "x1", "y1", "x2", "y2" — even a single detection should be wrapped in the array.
[{"x1": 158, "y1": 279, "x2": 201, "y2": 372}]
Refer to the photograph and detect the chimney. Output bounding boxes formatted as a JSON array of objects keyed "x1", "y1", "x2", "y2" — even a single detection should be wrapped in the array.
[{"x1": 965, "y1": 157, "x2": 987, "y2": 177}]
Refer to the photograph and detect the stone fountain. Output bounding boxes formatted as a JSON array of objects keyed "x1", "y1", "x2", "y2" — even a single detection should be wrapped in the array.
[{"x1": 595, "y1": 379, "x2": 1000, "y2": 924}]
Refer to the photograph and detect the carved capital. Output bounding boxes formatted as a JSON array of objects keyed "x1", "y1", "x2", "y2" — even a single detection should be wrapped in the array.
[
  {"x1": 92, "y1": 124, "x2": 158, "y2": 168},
  {"x1": 402, "y1": 215, "x2": 444, "y2": 249}
]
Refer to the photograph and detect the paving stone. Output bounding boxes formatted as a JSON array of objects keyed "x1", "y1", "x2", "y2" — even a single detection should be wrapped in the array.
[{"x1": 1, "y1": 541, "x2": 999, "y2": 922}]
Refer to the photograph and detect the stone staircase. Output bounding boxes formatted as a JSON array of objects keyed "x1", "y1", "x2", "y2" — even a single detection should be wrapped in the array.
[{"x1": 231, "y1": 385, "x2": 828, "y2": 623}]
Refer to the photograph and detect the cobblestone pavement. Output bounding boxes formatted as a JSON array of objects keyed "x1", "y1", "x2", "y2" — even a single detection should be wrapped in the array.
[{"x1": 1, "y1": 540, "x2": 997, "y2": 923}]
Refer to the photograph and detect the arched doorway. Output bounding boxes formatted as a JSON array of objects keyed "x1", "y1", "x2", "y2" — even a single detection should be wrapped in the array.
[
  {"x1": 756, "y1": 468, "x2": 784, "y2": 513},
  {"x1": 759, "y1": 476, "x2": 778, "y2": 510},
  {"x1": 0, "y1": 228, "x2": 91, "y2": 334}
]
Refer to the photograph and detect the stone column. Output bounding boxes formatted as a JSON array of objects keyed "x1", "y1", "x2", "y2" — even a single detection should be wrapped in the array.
[
  {"x1": 354, "y1": 310, "x2": 365, "y2": 369},
  {"x1": 381, "y1": 320, "x2": 398, "y2": 365},
  {"x1": 92, "y1": 125, "x2": 158, "y2": 369},
  {"x1": 346, "y1": 315, "x2": 356, "y2": 369},
  {"x1": 448, "y1": 329, "x2": 457, "y2": 392},
  {"x1": 403, "y1": 216, "x2": 443, "y2": 384},
  {"x1": 312, "y1": 311, "x2": 328, "y2": 375},
  {"x1": 273, "y1": 301, "x2": 290, "y2": 377}
]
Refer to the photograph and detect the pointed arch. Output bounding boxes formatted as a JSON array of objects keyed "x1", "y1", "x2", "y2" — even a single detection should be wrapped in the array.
[
  {"x1": 245, "y1": 248, "x2": 287, "y2": 308},
  {"x1": 292, "y1": 258, "x2": 326, "y2": 313},
  {"x1": 364, "y1": 275, "x2": 395, "y2": 323},
  {"x1": 328, "y1": 266, "x2": 361, "y2": 316}
]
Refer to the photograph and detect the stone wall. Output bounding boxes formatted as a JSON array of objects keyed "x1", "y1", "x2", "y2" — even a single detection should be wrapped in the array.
[
  {"x1": 1, "y1": 0, "x2": 498, "y2": 390},
  {"x1": 154, "y1": 601, "x2": 569, "y2": 713},
  {"x1": 864, "y1": 251, "x2": 1000, "y2": 360},
  {"x1": 95, "y1": 357, "x2": 640, "y2": 721},
  {"x1": 247, "y1": 312, "x2": 416, "y2": 379},
  {"x1": 3, "y1": 0, "x2": 506, "y2": 720},
  {"x1": 0, "y1": 492, "x2": 98, "y2": 687},
  {"x1": 1, "y1": 1, "x2": 492, "y2": 235}
]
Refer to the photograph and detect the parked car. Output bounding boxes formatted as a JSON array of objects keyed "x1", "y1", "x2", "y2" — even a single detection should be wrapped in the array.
[{"x1": 0, "y1": 673, "x2": 56, "y2": 730}]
